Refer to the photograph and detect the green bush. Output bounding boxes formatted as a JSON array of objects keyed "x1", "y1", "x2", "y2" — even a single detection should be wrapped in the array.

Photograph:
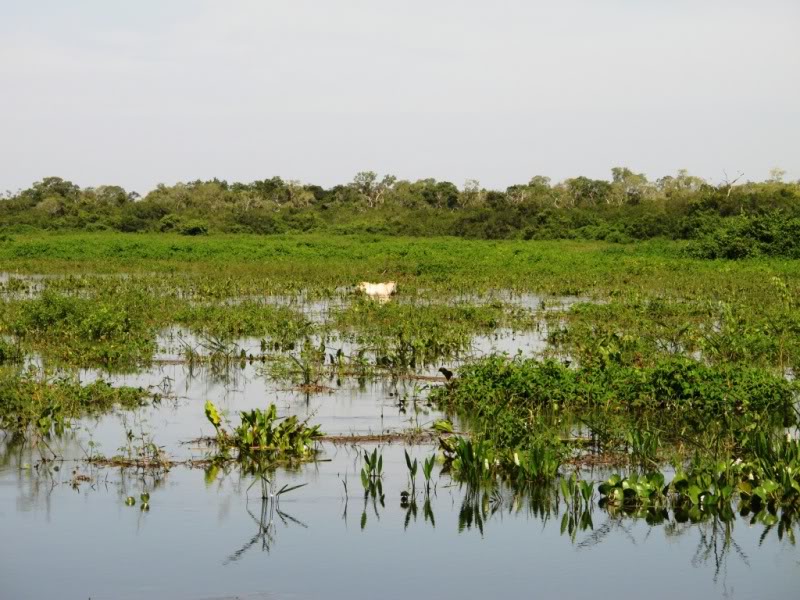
[
  {"x1": 179, "y1": 220, "x2": 209, "y2": 236},
  {"x1": 687, "y1": 214, "x2": 800, "y2": 259}
]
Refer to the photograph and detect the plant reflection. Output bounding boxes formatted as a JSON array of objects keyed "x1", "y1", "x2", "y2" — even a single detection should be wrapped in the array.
[{"x1": 224, "y1": 472, "x2": 308, "y2": 564}]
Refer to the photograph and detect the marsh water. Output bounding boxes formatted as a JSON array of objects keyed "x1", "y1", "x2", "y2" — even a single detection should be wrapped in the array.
[{"x1": 1, "y1": 287, "x2": 799, "y2": 599}]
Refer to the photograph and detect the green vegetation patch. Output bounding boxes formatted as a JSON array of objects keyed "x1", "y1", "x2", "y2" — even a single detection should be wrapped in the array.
[
  {"x1": 2, "y1": 290, "x2": 157, "y2": 368},
  {"x1": 547, "y1": 276, "x2": 800, "y2": 371},
  {"x1": 0, "y1": 367, "x2": 149, "y2": 437},
  {"x1": 687, "y1": 213, "x2": 800, "y2": 259},
  {"x1": 329, "y1": 298, "x2": 535, "y2": 368},
  {"x1": 433, "y1": 354, "x2": 797, "y2": 451},
  {"x1": 173, "y1": 302, "x2": 313, "y2": 341},
  {"x1": 205, "y1": 401, "x2": 322, "y2": 466},
  {"x1": 3, "y1": 173, "x2": 799, "y2": 253}
]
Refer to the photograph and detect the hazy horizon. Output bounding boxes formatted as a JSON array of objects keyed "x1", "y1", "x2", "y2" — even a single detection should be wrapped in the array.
[{"x1": 2, "y1": 0, "x2": 798, "y2": 195}]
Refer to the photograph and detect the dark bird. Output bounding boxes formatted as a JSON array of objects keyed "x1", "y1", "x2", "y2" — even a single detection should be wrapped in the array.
[{"x1": 438, "y1": 367, "x2": 454, "y2": 381}]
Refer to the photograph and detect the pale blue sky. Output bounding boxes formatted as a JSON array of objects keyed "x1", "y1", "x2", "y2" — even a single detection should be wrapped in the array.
[{"x1": 1, "y1": 0, "x2": 798, "y2": 194}]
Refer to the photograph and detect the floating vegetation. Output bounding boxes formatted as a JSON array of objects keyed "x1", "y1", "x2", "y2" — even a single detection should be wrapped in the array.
[
  {"x1": 596, "y1": 454, "x2": 800, "y2": 521},
  {"x1": 205, "y1": 401, "x2": 323, "y2": 464},
  {"x1": 124, "y1": 493, "x2": 151, "y2": 511},
  {"x1": 432, "y1": 353, "x2": 798, "y2": 460},
  {"x1": 0, "y1": 368, "x2": 150, "y2": 442}
]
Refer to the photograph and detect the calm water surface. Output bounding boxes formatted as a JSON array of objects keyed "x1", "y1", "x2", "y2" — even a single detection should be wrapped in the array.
[{"x1": 0, "y1": 289, "x2": 798, "y2": 599}]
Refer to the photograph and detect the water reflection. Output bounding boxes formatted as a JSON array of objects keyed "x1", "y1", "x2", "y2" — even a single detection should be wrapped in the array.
[
  {"x1": 2, "y1": 448, "x2": 798, "y2": 599},
  {"x1": 225, "y1": 479, "x2": 309, "y2": 563}
]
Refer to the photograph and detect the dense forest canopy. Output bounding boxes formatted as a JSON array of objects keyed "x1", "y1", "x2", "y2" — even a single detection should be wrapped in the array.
[{"x1": 2, "y1": 169, "x2": 799, "y2": 258}]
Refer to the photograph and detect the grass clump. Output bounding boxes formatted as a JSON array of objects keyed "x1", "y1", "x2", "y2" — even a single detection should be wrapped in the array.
[{"x1": 440, "y1": 436, "x2": 566, "y2": 485}]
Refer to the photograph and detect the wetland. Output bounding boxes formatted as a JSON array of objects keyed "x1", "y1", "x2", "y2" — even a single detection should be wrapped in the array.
[{"x1": 1, "y1": 233, "x2": 799, "y2": 599}]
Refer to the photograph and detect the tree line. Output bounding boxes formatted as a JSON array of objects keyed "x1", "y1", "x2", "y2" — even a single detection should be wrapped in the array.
[{"x1": 1, "y1": 168, "x2": 798, "y2": 257}]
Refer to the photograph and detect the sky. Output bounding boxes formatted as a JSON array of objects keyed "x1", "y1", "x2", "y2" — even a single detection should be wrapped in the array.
[{"x1": 1, "y1": 0, "x2": 798, "y2": 194}]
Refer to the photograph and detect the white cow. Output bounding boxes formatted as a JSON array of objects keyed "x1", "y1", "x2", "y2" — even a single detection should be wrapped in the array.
[{"x1": 357, "y1": 281, "x2": 397, "y2": 300}]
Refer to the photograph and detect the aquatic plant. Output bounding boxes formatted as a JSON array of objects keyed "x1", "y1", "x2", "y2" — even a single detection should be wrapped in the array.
[
  {"x1": 0, "y1": 368, "x2": 148, "y2": 441},
  {"x1": 226, "y1": 475, "x2": 307, "y2": 561},
  {"x1": 101, "y1": 413, "x2": 172, "y2": 470},
  {"x1": 559, "y1": 473, "x2": 595, "y2": 541},
  {"x1": 174, "y1": 302, "x2": 312, "y2": 341},
  {"x1": 432, "y1": 353, "x2": 798, "y2": 461},
  {"x1": 441, "y1": 437, "x2": 495, "y2": 483},
  {"x1": 598, "y1": 472, "x2": 667, "y2": 508},
  {"x1": 3, "y1": 290, "x2": 157, "y2": 367},
  {"x1": 511, "y1": 438, "x2": 565, "y2": 482},
  {"x1": 358, "y1": 448, "x2": 386, "y2": 530},
  {"x1": 204, "y1": 401, "x2": 323, "y2": 461},
  {"x1": 124, "y1": 493, "x2": 151, "y2": 511},
  {"x1": 404, "y1": 449, "x2": 418, "y2": 493},
  {"x1": 422, "y1": 453, "x2": 436, "y2": 494},
  {"x1": 330, "y1": 298, "x2": 535, "y2": 370},
  {"x1": 360, "y1": 448, "x2": 385, "y2": 502}
]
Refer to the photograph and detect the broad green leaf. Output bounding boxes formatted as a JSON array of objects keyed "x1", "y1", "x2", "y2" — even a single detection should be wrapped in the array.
[{"x1": 204, "y1": 400, "x2": 221, "y2": 428}]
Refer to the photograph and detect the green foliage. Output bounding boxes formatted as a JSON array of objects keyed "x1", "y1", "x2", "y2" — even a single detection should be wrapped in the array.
[
  {"x1": 179, "y1": 220, "x2": 209, "y2": 236},
  {"x1": 331, "y1": 299, "x2": 530, "y2": 369},
  {"x1": 512, "y1": 438, "x2": 565, "y2": 482},
  {"x1": 0, "y1": 368, "x2": 148, "y2": 437},
  {"x1": 404, "y1": 449, "x2": 418, "y2": 492},
  {"x1": 422, "y1": 453, "x2": 436, "y2": 492},
  {"x1": 1, "y1": 233, "x2": 797, "y2": 304},
  {"x1": 559, "y1": 473, "x2": 596, "y2": 540},
  {"x1": 550, "y1": 284, "x2": 800, "y2": 371},
  {"x1": 204, "y1": 400, "x2": 222, "y2": 430},
  {"x1": 2, "y1": 172, "x2": 798, "y2": 245},
  {"x1": 174, "y1": 302, "x2": 311, "y2": 340},
  {"x1": 360, "y1": 448, "x2": 385, "y2": 501},
  {"x1": 687, "y1": 213, "x2": 800, "y2": 259},
  {"x1": 444, "y1": 437, "x2": 495, "y2": 483},
  {"x1": 598, "y1": 472, "x2": 667, "y2": 508},
  {"x1": 204, "y1": 401, "x2": 323, "y2": 462},
  {"x1": 440, "y1": 433, "x2": 566, "y2": 485},
  {"x1": 597, "y1": 446, "x2": 800, "y2": 516},
  {"x1": 433, "y1": 353, "x2": 798, "y2": 457},
  {"x1": 0, "y1": 339, "x2": 22, "y2": 364},
  {"x1": 5, "y1": 290, "x2": 156, "y2": 367},
  {"x1": 432, "y1": 419, "x2": 454, "y2": 434}
]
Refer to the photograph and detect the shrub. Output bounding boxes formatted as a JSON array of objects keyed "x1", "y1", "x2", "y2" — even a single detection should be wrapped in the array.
[
  {"x1": 179, "y1": 220, "x2": 209, "y2": 236},
  {"x1": 687, "y1": 214, "x2": 800, "y2": 259}
]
